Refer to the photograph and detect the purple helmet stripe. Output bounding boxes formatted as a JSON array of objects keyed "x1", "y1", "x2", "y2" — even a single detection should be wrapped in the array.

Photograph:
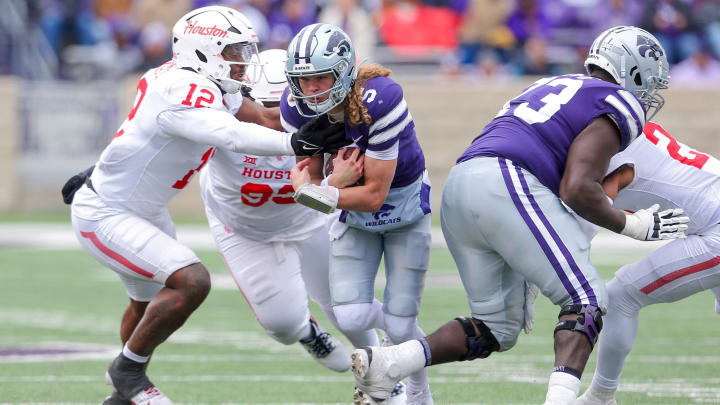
[
  {"x1": 293, "y1": 26, "x2": 310, "y2": 64},
  {"x1": 303, "y1": 24, "x2": 323, "y2": 63}
]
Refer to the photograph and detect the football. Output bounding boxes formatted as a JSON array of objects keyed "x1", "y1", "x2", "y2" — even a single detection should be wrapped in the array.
[{"x1": 324, "y1": 147, "x2": 361, "y2": 176}]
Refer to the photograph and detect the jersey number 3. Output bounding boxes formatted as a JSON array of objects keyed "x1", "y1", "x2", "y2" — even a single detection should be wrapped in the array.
[{"x1": 497, "y1": 76, "x2": 584, "y2": 124}]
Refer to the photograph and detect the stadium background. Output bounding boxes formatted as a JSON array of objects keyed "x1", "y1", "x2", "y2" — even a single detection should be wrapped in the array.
[{"x1": 1, "y1": 1, "x2": 720, "y2": 404}]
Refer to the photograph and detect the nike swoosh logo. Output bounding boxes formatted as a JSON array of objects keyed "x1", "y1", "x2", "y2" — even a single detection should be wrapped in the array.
[{"x1": 302, "y1": 144, "x2": 317, "y2": 151}]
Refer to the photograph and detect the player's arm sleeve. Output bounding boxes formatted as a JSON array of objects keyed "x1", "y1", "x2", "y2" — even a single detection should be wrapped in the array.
[
  {"x1": 599, "y1": 89, "x2": 646, "y2": 150},
  {"x1": 157, "y1": 107, "x2": 294, "y2": 156},
  {"x1": 365, "y1": 82, "x2": 410, "y2": 161}
]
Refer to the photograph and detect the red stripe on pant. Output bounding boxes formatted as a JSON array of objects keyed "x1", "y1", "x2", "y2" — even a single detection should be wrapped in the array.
[
  {"x1": 641, "y1": 256, "x2": 720, "y2": 294},
  {"x1": 80, "y1": 231, "x2": 154, "y2": 278}
]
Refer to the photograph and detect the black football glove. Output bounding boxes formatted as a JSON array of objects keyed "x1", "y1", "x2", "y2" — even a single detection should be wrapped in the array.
[
  {"x1": 290, "y1": 117, "x2": 351, "y2": 156},
  {"x1": 240, "y1": 85, "x2": 255, "y2": 102},
  {"x1": 61, "y1": 165, "x2": 95, "y2": 204}
]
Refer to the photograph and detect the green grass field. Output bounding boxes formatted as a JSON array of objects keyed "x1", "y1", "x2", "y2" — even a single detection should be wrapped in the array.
[{"x1": 1, "y1": 245, "x2": 718, "y2": 404}]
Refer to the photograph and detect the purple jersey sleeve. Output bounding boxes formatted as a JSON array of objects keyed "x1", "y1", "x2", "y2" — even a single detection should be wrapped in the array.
[
  {"x1": 279, "y1": 87, "x2": 311, "y2": 132},
  {"x1": 457, "y1": 75, "x2": 646, "y2": 194},
  {"x1": 347, "y1": 76, "x2": 425, "y2": 188},
  {"x1": 363, "y1": 77, "x2": 411, "y2": 154}
]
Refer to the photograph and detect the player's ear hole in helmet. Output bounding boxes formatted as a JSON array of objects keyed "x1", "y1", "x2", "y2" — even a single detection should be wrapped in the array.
[
  {"x1": 584, "y1": 26, "x2": 670, "y2": 120},
  {"x1": 172, "y1": 5, "x2": 261, "y2": 94}
]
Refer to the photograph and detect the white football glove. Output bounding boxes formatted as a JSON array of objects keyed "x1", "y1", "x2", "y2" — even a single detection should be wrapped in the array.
[
  {"x1": 620, "y1": 204, "x2": 689, "y2": 241},
  {"x1": 523, "y1": 281, "x2": 540, "y2": 334}
]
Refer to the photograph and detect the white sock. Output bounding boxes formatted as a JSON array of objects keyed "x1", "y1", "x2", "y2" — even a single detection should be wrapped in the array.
[
  {"x1": 593, "y1": 279, "x2": 642, "y2": 391},
  {"x1": 123, "y1": 343, "x2": 149, "y2": 363},
  {"x1": 390, "y1": 340, "x2": 427, "y2": 380},
  {"x1": 544, "y1": 372, "x2": 580, "y2": 405},
  {"x1": 298, "y1": 320, "x2": 313, "y2": 342},
  {"x1": 587, "y1": 384, "x2": 617, "y2": 400},
  {"x1": 712, "y1": 286, "x2": 720, "y2": 314},
  {"x1": 383, "y1": 314, "x2": 429, "y2": 394}
]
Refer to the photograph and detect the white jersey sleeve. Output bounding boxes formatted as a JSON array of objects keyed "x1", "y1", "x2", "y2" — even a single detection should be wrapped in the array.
[
  {"x1": 157, "y1": 108, "x2": 293, "y2": 156},
  {"x1": 155, "y1": 78, "x2": 293, "y2": 156},
  {"x1": 609, "y1": 122, "x2": 720, "y2": 235},
  {"x1": 89, "y1": 63, "x2": 290, "y2": 218}
]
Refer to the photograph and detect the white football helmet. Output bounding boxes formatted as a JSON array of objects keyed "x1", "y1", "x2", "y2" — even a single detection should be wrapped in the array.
[
  {"x1": 585, "y1": 26, "x2": 670, "y2": 120},
  {"x1": 248, "y1": 49, "x2": 288, "y2": 105},
  {"x1": 285, "y1": 24, "x2": 356, "y2": 117},
  {"x1": 172, "y1": 6, "x2": 260, "y2": 94}
]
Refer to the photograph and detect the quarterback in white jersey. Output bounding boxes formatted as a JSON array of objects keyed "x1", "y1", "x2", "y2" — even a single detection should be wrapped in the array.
[
  {"x1": 577, "y1": 121, "x2": 720, "y2": 405},
  {"x1": 65, "y1": 7, "x2": 348, "y2": 405},
  {"x1": 199, "y1": 48, "x2": 374, "y2": 374}
]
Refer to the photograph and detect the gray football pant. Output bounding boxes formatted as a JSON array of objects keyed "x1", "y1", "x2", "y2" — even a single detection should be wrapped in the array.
[
  {"x1": 329, "y1": 214, "x2": 432, "y2": 317},
  {"x1": 441, "y1": 157, "x2": 607, "y2": 351}
]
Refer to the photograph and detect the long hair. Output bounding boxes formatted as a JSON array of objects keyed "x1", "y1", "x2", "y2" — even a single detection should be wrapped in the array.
[{"x1": 345, "y1": 64, "x2": 392, "y2": 126}]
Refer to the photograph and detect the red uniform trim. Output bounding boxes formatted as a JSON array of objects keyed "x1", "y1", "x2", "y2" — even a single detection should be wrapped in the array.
[
  {"x1": 641, "y1": 256, "x2": 720, "y2": 294},
  {"x1": 80, "y1": 231, "x2": 154, "y2": 278}
]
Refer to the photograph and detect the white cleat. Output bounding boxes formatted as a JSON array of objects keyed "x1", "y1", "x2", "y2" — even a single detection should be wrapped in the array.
[
  {"x1": 407, "y1": 386, "x2": 433, "y2": 405},
  {"x1": 300, "y1": 317, "x2": 351, "y2": 372},
  {"x1": 351, "y1": 347, "x2": 405, "y2": 404},
  {"x1": 574, "y1": 385, "x2": 617, "y2": 405},
  {"x1": 354, "y1": 381, "x2": 406, "y2": 405}
]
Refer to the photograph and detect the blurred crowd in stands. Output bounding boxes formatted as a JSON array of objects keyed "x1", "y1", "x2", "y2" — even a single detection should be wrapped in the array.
[{"x1": 5, "y1": 0, "x2": 720, "y2": 85}]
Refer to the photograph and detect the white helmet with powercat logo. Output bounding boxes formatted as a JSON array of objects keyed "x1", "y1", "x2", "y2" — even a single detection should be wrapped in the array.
[
  {"x1": 285, "y1": 24, "x2": 355, "y2": 117},
  {"x1": 248, "y1": 49, "x2": 288, "y2": 105},
  {"x1": 585, "y1": 26, "x2": 670, "y2": 120},
  {"x1": 172, "y1": 6, "x2": 260, "y2": 94}
]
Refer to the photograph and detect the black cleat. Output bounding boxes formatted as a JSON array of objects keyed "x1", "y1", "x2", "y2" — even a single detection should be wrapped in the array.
[
  {"x1": 101, "y1": 390, "x2": 130, "y2": 405},
  {"x1": 105, "y1": 353, "x2": 172, "y2": 405}
]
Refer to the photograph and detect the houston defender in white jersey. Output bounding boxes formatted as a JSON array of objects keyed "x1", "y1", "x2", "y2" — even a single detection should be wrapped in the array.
[
  {"x1": 608, "y1": 121, "x2": 720, "y2": 235},
  {"x1": 201, "y1": 83, "x2": 326, "y2": 240},
  {"x1": 65, "y1": 7, "x2": 350, "y2": 405},
  {"x1": 87, "y1": 62, "x2": 294, "y2": 218},
  {"x1": 577, "y1": 121, "x2": 720, "y2": 405},
  {"x1": 198, "y1": 55, "x2": 370, "y2": 372}
]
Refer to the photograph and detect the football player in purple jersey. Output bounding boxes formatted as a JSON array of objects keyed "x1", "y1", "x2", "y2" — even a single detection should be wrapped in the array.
[
  {"x1": 349, "y1": 26, "x2": 688, "y2": 405},
  {"x1": 283, "y1": 24, "x2": 433, "y2": 404}
]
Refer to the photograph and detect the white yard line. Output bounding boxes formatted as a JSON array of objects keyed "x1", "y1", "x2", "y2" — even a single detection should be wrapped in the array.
[{"x1": 0, "y1": 223, "x2": 668, "y2": 252}]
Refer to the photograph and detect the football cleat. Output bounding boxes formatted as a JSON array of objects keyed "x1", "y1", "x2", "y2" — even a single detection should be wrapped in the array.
[
  {"x1": 575, "y1": 385, "x2": 617, "y2": 405},
  {"x1": 102, "y1": 390, "x2": 130, "y2": 405},
  {"x1": 299, "y1": 317, "x2": 351, "y2": 372},
  {"x1": 351, "y1": 347, "x2": 405, "y2": 404},
  {"x1": 388, "y1": 382, "x2": 407, "y2": 405},
  {"x1": 354, "y1": 382, "x2": 406, "y2": 405},
  {"x1": 105, "y1": 353, "x2": 173, "y2": 405},
  {"x1": 407, "y1": 386, "x2": 434, "y2": 405}
]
